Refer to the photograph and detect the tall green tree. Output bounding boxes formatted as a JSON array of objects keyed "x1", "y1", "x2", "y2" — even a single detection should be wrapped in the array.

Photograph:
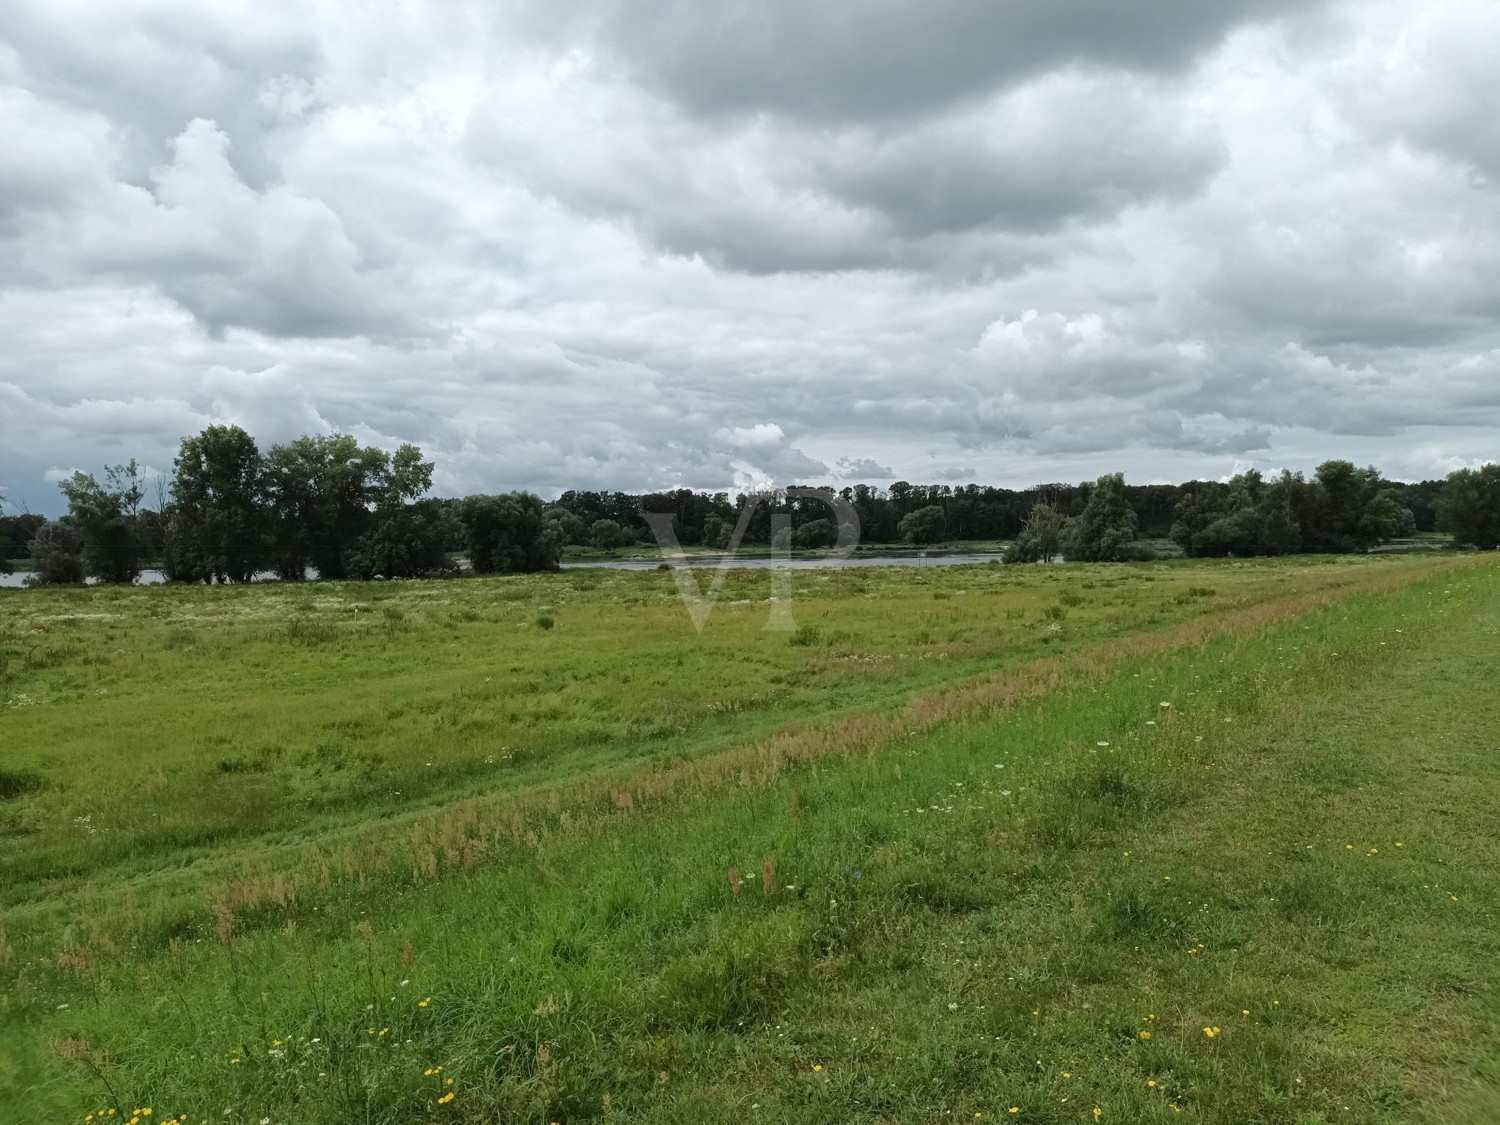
[
  {"x1": 1004, "y1": 502, "x2": 1068, "y2": 563},
  {"x1": 1065, "y1": 473, "x2": 1138, "y2": 562},
  {"x1": 345, "y1": 446, "x2": 452, "y2": 579},
  {"x1": 897, "y1": 504, "x2": 947, "y2": 545},
  {"x1": 1436, "y1": 464, "x2": 1500, "y2": 549},
  {"x1": 263, "y1": 434, "x2": 393, "y2": 580},
  {"x1": 460, "y1": 493, "x2": 558, "y2": 573},
  {"x1": 168, "y1": 425, "x2": 267, "y2": 583},
  {"x1": 1307, "y1": 461, "x2": 1404, "y2": 551},
  {"x1": 58, "y1": 460, "x2": 145, "y2": 583},
  {"x1": 26, "y1": 521, "x2": 85, "y2": 585}
]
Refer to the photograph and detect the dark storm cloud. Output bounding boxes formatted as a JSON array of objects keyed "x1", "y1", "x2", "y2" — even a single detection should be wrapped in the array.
[{"x1": 544, "y1": 0, "x2": 1312, "y2": 122}]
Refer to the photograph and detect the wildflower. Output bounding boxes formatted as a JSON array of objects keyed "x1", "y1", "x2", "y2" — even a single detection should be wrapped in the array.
[
  {"x1": 813, "y1": 1065, "x2": 824, "y2": 1073},
  {"x1": 1062, "y1": 1072, "x2": 1071, "y2": 1079},
  {"x1": 1010, "y1": 1108, "x2": 1019, "y2": 1115},
  {"x1": 949, "y1": 1003, "x2": 959, "y2": 1011},
  {"x1": 1203, "y1": 1026, "x2": 1221, "y2": 1037},
  {"x1": 1148, "y1": 1080, "x2": 1157, "y2": 1088},
  {"x1": 1241, "y1": 1010, "x2": 1250, "y2": 1016},
  {"x1": 1094, "y1": 1109, "x2": 1102, "y2": 1121},
  {"x1": 1139, "y1": 1031, "x2": 1151, "y2": 1040},
  {"x1": 437, "y1": 1092, "x2": 455, "y2": 1105},
  {"x1": 419, "y1": 997, "x2": 431, "y2": 1008}
]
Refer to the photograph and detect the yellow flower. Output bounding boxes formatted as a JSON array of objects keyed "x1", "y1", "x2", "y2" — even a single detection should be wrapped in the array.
[
  {"x1": 437, "y1": 1092, "x2": 455, "y2": 1105},
  {"x1": 1093, "y1": 1109, "x2": 1102, "y2": 1121},
  {"x1": 1010, "y1": 1108, "x2": 1019, "y2": 1115},
  {"x1": 812, "y1": 1064, "x2": 824, "y2": 1072},
  {"x1": 272, "y1": 1039, "x2": 282, "y2": 1047},
  {"x1": 418, "y1": 998, "x2": 431, "y2": 1008},
  {"x1": 1139, "y1": 1031, "x2": 1151, "y2": 1040},
  {"x1": 1241, "y1": 1010, "x2": 1250, "y2": 1016},
  {"x1": 1062, "y1": 1072, "x2": 1071, "y2": 1079},
  {"x1": 1148, "y1": 1080, "x2": 1157, "y2": 1088}
]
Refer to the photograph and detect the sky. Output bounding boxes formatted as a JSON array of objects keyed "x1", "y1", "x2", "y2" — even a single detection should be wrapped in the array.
[{"x1": 1, "y1": 0, "x2": 1498, "y2": 515}]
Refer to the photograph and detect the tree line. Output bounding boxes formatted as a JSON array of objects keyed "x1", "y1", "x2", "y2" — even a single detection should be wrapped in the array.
[{"x1": 2, "y1": 426, "x2": 1498, "y2": 585}]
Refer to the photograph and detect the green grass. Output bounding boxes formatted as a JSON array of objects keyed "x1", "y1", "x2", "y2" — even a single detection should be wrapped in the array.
[{"x1": 2, "y1": 553, "x2": 1498, "y2": 1122}]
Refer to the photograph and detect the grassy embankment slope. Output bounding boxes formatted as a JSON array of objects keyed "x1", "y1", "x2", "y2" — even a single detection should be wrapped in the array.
[{"x1": 1, "y1": 553, "x2": 1497, "y2": 1122}]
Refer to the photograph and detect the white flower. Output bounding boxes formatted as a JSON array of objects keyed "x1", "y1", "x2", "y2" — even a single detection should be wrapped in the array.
[{"x1": 948, "y1": 1002, "x2": 959, "y2": 1011}]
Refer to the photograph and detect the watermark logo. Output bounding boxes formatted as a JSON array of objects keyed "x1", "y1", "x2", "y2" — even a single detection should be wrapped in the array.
[{"x1": 644, "y1": 488, "x2": 860, "y2": 633}]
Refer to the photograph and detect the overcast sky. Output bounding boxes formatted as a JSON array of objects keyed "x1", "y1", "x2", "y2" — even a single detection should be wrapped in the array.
[{"x1": 2, "y1": 0, "x2": 1497, "y2": 514}]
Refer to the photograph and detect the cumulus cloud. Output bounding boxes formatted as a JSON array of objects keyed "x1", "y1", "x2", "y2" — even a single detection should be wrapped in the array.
[
  {"x1": 3, "y1": 0, "x2": 1499, "y2": 515},
  {"x1": 834, "y1": 457, "x2": 895, "y2": 480}
]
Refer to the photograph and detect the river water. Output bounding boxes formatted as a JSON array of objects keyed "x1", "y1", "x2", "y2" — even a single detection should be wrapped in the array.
[{"x1": 0, "y1": 551, "x2": 1010, "y2": 589}]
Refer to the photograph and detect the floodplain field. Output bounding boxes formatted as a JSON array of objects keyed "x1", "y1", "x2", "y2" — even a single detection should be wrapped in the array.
[{"x1": 2, "y1": 552, "x2": 1498, "y2": 1123}]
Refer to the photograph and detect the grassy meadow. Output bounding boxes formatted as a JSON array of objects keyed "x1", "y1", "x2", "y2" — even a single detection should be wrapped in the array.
[{"x1": 2, "y1": 552, "x2": 1499, "y2": 1122}]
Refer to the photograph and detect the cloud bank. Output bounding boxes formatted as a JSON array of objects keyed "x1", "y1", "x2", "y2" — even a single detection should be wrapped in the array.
[{"x1": 2, "y1": 0, "x2": 1498, "y2": 513}]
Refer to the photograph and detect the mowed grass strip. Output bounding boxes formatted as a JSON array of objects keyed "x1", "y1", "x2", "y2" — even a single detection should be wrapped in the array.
[{"x1": 3, "y1": 560, "x2": 1498, "y2": 1122}]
